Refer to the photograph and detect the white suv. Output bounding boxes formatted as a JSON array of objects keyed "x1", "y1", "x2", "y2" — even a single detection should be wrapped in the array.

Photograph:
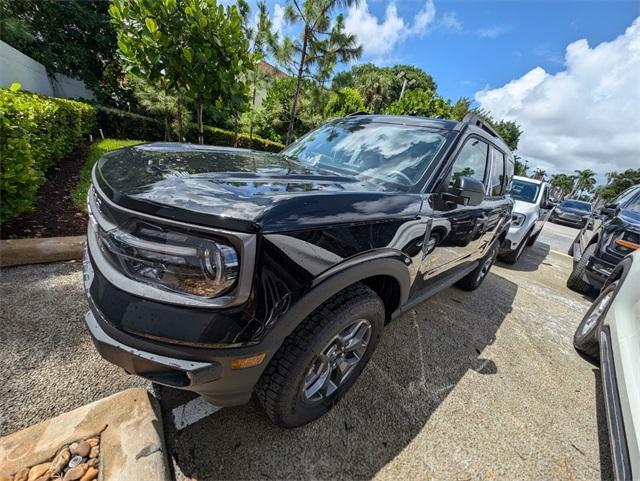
[{"x1": 499, "y1": 176, "x2": 553, "y2": 264}]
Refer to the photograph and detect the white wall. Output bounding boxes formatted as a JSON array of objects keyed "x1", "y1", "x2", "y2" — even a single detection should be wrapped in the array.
[{"x1": 0, "y1": 40, "x2": 95, "y2": 100}]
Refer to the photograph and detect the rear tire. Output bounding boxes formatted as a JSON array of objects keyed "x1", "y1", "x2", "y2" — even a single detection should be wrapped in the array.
[
  {"x1": 526, "y1": 228, "x2": 541, "y2": 246},
  {"x1": 574, "y1": 281, "x2": 618, "y2": 362},
  {"x1": 568, "y1": 232, "x2": 580, "y2": 256},
  {"x1": 255, "y1": 284, "x2": 384, "y2": 428},
  {"x1": 457, "y1": 242, "x2": 498, "y2": 290},
  {"x1": 567, "y1": 243, "x2": 596, "y2": 293}
]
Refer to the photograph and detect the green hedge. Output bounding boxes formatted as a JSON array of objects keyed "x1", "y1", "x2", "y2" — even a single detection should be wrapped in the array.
[
  {"x1": 0, "y1": 88, "x2": 95, "y2": 222},
  {"x1": 1, "y1": 87, "x2": 282, "y2": 223},
  {"x1": 95, "y1": 108, "x2": 283, "y2": 153}
]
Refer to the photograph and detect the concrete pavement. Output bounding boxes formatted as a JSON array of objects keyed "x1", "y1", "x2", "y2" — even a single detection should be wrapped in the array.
[{"x1": 0, "y1": 246, "x2": 610, "y2": 480}]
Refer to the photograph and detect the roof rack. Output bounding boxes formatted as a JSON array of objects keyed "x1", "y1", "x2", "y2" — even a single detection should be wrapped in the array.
[{"x1": 462, "y1": 113, "x2": 501, "y2": 140}]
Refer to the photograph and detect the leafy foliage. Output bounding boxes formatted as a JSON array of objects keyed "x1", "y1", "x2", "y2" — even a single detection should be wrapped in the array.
[
  {"x1": 110, "y1": 0, "x2": 251, "y2": 143},
  {"x1": 532, "y1": 168, "x2": 547, "y2": 181},
  {"x1": 572, "y1": 169, "x2": 597, "y2": 197},
  {"x1": 279, "y1": 0, "x2": 362, "y2": 143},
  {"x1": 385, "y1": 89, "x2": 452, "y2": 118},
  {"x1": 324, "y1": 88, "x2": 365, "y2": 118},
  {"x1": 597, "y1": 169, "x2": 640, "y2": 201},
  {"x1": 0, "y1": 88, "x2": 95, "y2": 222},
  {"x1": 549, "y1": 173, "x2": 575, "y2": 198}
]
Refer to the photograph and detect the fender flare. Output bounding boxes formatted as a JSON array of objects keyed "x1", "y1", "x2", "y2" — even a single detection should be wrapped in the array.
[{"x1": 262, "y1": 250, "x2": 412, "y2": 346}]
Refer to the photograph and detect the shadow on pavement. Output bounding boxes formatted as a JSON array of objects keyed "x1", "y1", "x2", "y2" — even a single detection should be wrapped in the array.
[
  {"x1": 593, "y1": 369, "x2": 613, "y2": 481},
  {"x1": 498, "y1": 242, "x2": 551, "y2": 273},
  {"x1": 162, "y1": 272, "x2": 517, "y2": 480}
]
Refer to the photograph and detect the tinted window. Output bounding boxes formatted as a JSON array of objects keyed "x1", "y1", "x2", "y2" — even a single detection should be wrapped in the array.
[
  {"x1": 488, "y1": 147, "x2": 505, "y2": 196},
  {"x1": 505, "y1": 159, "x2": 515, "y2": 193},
  {"x1": 614, "y1": 187, "x2": 640, "y2": 207},
  {"x1": 450, "y1": 138, "x2": 488, "y2": 186},
  {"x1": 511, "y1": 179, "x2": 541, "y2": 203},
  {"x1": 561, "y1": 200, "x2": 591, "y2": 211},
  {"x1": 625, "y1": 193, "x2": 640, "y2": 213},
  {"x1": 282, "y1": 120, "x2": 449, "y2": 186}
]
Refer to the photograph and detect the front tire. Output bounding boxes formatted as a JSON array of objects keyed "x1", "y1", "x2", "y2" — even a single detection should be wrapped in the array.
[
  {"x1": 567, "y1": 243, "x2": 596, "y2": 293},
  {"x1": 498, "y1": 234, "x2": 528, "y2": 265},
  {"x1": 255, "y1": 284, "x2": 384, "y2": 428},
  {"x1": 456, "y1": 242, "x2": 498, "y2": 290},
  {"x1": 574, "y1": 281, "x2": 618, "y2": 362}
]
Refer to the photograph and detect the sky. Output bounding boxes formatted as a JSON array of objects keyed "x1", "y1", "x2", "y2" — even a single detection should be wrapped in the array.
[{"x1": 251, "y1": 0, "x2": 640, "y2": 179}]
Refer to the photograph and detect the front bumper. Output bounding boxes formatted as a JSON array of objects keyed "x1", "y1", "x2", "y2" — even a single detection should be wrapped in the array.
[
  {"x1": 502, "y1": 223, "x2": 530, "y2": 252},
  {"x1": 550, "y1": 211, "x2": 584, "y2": 227},
  {"x1": 85, "y1": 306, "x2": 276, "y2": 406}
]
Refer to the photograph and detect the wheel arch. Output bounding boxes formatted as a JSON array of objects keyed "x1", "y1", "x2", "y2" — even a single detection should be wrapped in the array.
[{"x1": 264, "y1": 251, "x2": 412, "y2": 344}]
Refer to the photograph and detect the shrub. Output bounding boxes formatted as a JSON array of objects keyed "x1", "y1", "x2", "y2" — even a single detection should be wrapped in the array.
[
  {"x1": 72, "y1": 139, "x2": 142, "y2": 211},
  {"x1": 324, "y1": 88, "x2": 366, "y2": 118},
  {"x1": 0, "y1": 87, "x2": 95, "y2": 223},
  {"x1": 95, "y1": 106, "x2": 165, "y2": 140}
]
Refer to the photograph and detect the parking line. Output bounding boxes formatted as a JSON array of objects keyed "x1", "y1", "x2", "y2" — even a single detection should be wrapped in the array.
[
  {"x1": 550, "y1": 249, "x2": 572, "y2": 258},
  {"x1": 172, "y1": 396, "x2": 222, "y2": 431}
]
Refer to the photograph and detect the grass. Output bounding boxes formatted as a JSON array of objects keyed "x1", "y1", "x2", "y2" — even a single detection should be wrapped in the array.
[{"x1": 71, "y1": 138, "x2": 142, "y2": 211}]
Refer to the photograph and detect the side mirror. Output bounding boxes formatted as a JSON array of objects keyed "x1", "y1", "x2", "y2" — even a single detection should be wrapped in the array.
[
  {"x1": 448, "y1": 176, "x2": 485, "y2": 206},
  {"x1": 600, "y1": 202, "x2": 619, "y2": 217},
  {"x1": 542, "y1": 200, "x2": 556, "y2": 209}
]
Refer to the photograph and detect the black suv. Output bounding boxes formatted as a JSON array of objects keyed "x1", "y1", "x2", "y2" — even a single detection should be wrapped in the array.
[
  {"x1": 83, "y1": 114, "x2": 514, "y2": 427},
  {"x1": 567, "y1": 185, "x2": 640, "y2": 292}
]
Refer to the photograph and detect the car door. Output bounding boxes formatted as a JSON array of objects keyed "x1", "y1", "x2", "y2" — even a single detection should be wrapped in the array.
[
  {"x1": 482, "y1": 146, "x2": 511, "y2": 249},
  {"x1": 412, "y1": 135, "x2": 491, "y2": 294}
]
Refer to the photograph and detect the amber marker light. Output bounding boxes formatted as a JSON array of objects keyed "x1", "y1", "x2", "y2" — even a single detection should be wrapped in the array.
[
  {"x1": 616, "y1": 239, "x2": 640, "y2": 251},
  {"x1": 231, "y1": 353, "x2": 267, "y2": 370}
]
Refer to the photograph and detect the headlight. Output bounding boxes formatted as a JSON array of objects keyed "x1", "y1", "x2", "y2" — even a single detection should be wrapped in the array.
[
  {"x1": 511, "y1": 213, "x2": 526, "y2": 227},
  {"x1": 98, "y1": 220, "x2": 239, "y2": 298}
]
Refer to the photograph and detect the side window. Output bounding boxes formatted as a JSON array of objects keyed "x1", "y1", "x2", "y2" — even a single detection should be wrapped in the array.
[
  {"x1": 626, "y1": 193, "x2": 640, "y2": 213},
  {"x1": 614, "y1": 187, "x2": 639, "y2": 207},
  {"x1": 488, "y1": 147, "x2": 505, "y2": 196},
  {"x1": 504, "y1": 158, "x2": 515, "y2": 193},
  {"x1": 449, "y1": 138, "x2": 488, "y2": 187}
]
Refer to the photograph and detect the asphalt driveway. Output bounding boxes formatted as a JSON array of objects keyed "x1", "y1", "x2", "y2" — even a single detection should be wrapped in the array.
[{"x1": 0, "y1": 246, "x2": 611, "y2": 480}]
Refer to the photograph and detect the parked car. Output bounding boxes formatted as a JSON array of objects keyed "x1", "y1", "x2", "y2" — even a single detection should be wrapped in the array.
[
  {"x1": 83, "y1": 114, "x2": 514, "y2": 427},
  {"x1": 574, "y1": 249, "x2": 640, "y2": 480},
  {"x1": 549, "y1": 199, "x2": 592, "y2": 228},
  {"x1": 568, "y1": 185, "x2": 640, "y2": 293},
  {"x1": 498, "y1": 176, "x2": 553, "y2": 264}
]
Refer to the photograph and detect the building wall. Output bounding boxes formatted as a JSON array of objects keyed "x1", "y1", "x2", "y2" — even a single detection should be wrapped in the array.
[{"x1": 0, "y1": 40, "x2": 95, "y2": 100}]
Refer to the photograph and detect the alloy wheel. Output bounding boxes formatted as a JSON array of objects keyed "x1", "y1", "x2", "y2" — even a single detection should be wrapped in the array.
[{"x1": 302, "y1": 319, "x2": 372, "y2": 403}]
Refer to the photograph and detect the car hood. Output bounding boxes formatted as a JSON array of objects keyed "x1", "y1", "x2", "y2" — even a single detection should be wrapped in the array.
[
  {"x1": 512, "y1": 199, "x2": 538, "y2": 216},
  {"x1": 556, "y1": 205, "x2": 590, "y2": 216},
  {"x1": 94, "y1": 143, "x2": 422, "y2": 233}
]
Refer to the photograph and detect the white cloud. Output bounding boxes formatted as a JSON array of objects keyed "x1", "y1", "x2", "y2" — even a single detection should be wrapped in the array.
[
  {"x1": 475, "y1": 17, "x2": 640, "y2": 176},
  {"x1": 440, "y1": 12, "x2": 463, "y2": 32},
  {"x1": 476, "y1": 26, "x2": 508, "y2": 38},
  {"x1": 344, "y1": 0, "x2": 437, "y2": 58},
  {"x1": 272, "y1": 3, "x2": 286, "y2": 39}
]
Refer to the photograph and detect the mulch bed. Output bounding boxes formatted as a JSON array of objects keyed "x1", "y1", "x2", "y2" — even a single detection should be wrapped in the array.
[{"x1": 1, "y1": 144, "x2": 89, "y2": 239}]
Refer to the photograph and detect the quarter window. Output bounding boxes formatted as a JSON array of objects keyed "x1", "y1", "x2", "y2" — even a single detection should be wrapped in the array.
[
  {"x1": 488, "y1": 147, "x2": 505, "y2": 196},
  {"x1": 449, "y1": 138, "x2": 488, "y2": 186}
]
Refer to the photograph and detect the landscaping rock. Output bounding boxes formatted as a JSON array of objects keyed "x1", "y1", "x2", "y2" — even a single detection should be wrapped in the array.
[
  {"x1": 47, "y1": 447, "x2": 70, "y2": 477},
  {"x1": 79, "y1": 466, "x2": 98, "y2": 481},
  {"x1": 73, "y1": 441, "x2": 90, "y2": 458},
  {"x1": 26, "y1": 462, "x2": 49, "y2": 480},
  {"x1": 62, "y1": 463, "x2": 87, "y2": 481}
]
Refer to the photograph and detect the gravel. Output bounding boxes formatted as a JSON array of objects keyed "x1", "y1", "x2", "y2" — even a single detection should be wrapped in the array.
[
  {"x1": 0, "y1": 261, "x2": 149, "y2": 436},
  {"x1": 0, "y1": 247, "x2": 612, "y2": 480}
]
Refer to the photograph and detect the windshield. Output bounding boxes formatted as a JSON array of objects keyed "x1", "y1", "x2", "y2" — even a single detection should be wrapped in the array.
[
  {"x1": 511, "y1": 179, "x2": 540, "y2": 203},
  {"x1": 561, "y1": 200, "x2": 592, "y2": 211},
  {"x1": 281, "y1": 119, "x2": 450, "y2": 187}
]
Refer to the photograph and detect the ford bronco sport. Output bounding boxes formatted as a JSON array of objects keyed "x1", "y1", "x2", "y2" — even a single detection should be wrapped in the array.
[{"x1": 83, "y1": 114, "x2": 514, "y2": 427}]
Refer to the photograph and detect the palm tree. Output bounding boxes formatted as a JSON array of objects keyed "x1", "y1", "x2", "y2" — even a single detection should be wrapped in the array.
[
  {"x1": 549, "y1": 173, "x2": 574, "y2": 199},
  {"x1": 282, "y1": 0, "x2": 362, "y2": 144},
  {"x1": 532, "y1": 168, "x2": 547, "y2": 181},
  {"x1": 571, "y1": 169, "x2": 597, "y2": 198}
]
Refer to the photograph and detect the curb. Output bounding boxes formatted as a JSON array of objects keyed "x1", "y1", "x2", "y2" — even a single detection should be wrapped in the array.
[
  {"x1": 0, "y1": 388, "x2": 171, "y2": 481},
  {"x1": 0, "y1": 235, "x2": 85, "y2": 268}
]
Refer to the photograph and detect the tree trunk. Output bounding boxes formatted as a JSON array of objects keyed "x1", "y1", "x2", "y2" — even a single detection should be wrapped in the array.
[
  {"x1": 197, "y1": 102, "x2": 204, "y2": 145},
  {"x1": 286, "y1": 26, "x2": 309, "y2": 145},
  {"x1": 249, "y1": 67, "x2": 258, "y2": 148},
  {"x1": 176, "y1": 102, "x2": 184, "y2": 142}
]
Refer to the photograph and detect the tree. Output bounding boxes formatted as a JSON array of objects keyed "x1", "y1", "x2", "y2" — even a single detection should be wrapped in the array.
[
  {"x1": 532, "y1": 168, "x2": 547, "y2": 181},
  {"x1": 514, "y1": 157, "x2": 528, "y2": 176},
  {"x1": 450, "y1": 97, "x2": 472, "y2": 121},
  {"x1": 549, "y1": 173, "x2": 575, "y2": 199},
  {"x1": 323, "y1": 87, "x2": 365, "y2": 118},
  {"x1": 282, "y1": 0, "x2": 362, "y2": 143},
  {"x1": 0, "y1": 0, "x2": 133, "y2": 108},
  {"x1": 385, "y1": 89, "x2": 452, "y2": 118},
  {"x1": 597, "y1": 169, "x2": 640, "y2": 201},
  {"x1": 571, "y1": 169, "x2": 596, "y2": 198},
  {"x1": 239, "y1": 1, "x2": 280, "y2": 142},
  {"x1": 110, "y1": 0, "x2": 251, "y2": 144}
]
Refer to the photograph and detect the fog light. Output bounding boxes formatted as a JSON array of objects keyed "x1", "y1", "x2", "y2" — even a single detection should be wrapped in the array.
[{"x1": 231, "y1": 353, "x2": 266, "y2": 370}]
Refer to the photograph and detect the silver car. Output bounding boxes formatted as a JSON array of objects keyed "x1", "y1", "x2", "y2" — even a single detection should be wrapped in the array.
[
  {"x1": 499, "y1": 176, "x2": 553, "y2": 264},
  {"x1": 574, "y1": 249, "x2": 640, "y2": 480}
]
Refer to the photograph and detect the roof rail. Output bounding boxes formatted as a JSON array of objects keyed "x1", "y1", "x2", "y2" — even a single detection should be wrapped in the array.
[
  {"x1": 462, "y1": 113, "x2": 501, "y2": 140},
  {"x1": 346, "y1": 111, "x2": 370, "y2": 117}
]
